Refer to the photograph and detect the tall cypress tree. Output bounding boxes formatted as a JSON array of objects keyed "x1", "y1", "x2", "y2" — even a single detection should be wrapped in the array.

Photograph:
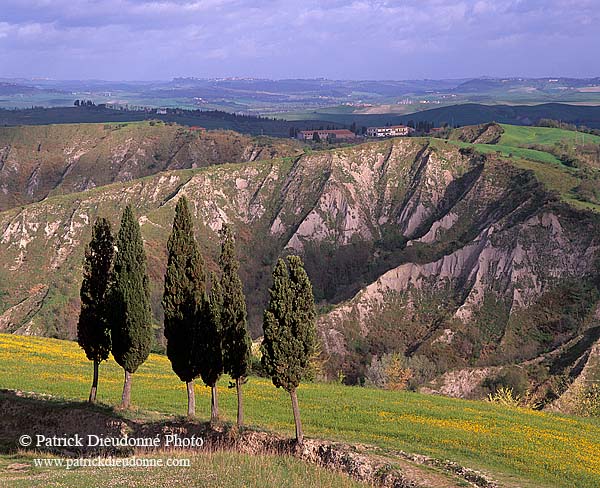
[
  {"x1": 109, "y1": 205, "x2": 153, "y2": 409},
  {"x1": 77, "y1": 217, "x2": 114, "y2": 403},
  {"x1": 162, "y1": 196, "x2": 205, "y2": 417},
  {"x1": 219, "y1": 225, "x2": 251, "y2": 428},
  {"x1": 201, "y1": 273, "x2": 224, "y2": 424},
  {"x1": 261, "y1": 256, "x2": 316, "y2": 444}
]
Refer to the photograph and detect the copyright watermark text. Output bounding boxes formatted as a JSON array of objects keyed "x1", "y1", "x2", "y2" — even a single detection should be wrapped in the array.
[
  {"x1": 18, "y1": 433, "x2": 204, "y2": 449},
  {"x1": 32, "y1": 456, "x2": 191, "y2": 470}
]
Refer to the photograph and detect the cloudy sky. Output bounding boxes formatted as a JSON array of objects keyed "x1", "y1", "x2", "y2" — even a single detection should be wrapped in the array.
[{"x1": 1, "y1": 0, "x2": 598, "y2": 80}]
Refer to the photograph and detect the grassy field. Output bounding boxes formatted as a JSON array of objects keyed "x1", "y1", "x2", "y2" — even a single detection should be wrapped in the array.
[
  {"x1": 468, "y1": 141, "x2": 562, "y2": 165},
  {"x1": 498, "y1": 124, "x2": 600, "y2": 147},
  {"x1": 1, "y1": 450, "x2": 365, "y2": 488},
  {"x1": 1, "y1": 334, "x2": 599, "y2": 487}
]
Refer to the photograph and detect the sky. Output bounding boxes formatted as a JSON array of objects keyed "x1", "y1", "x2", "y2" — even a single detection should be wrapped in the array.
[{"x1": 0, "y1": 0, "x2": 599, "y2": 81}]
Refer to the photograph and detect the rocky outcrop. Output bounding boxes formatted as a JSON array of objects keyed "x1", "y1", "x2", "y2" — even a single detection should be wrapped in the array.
[
  {"x1": 0, "y1": 122, "x2": 302, "y2": 212},
  {"x1": 319, "y1": 178, "x2": 599, "y2": 381},
  {"x1": 449, "y1": 123, "x2": 504, "y2": 145},
  {"x1": 549, "y1": 334, "x2": 600, "y2": 415}
]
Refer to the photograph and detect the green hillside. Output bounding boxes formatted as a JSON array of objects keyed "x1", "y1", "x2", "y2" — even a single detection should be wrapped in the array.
[
  {"x1": 1, "y1": 333, "x2": 599, "y2": 488},
  {"x1": 498, "y1": 124, "x2": 600, "y2": 147},
  {"x1": 450, "y1": 140, "x2": 563, "y2": 165}
]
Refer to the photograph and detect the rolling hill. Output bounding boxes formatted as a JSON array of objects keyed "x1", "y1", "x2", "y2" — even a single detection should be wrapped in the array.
[
  {"x1": 279, "y1": 103, "x2": 600, "y2": 129},
  {"x1": 0, "y1": 106, "x2": 344, "y2": 137}
]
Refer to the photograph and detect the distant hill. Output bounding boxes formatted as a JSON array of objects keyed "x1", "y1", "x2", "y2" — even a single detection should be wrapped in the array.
[
  {"x1": 3, "y1": 76, "x2": 600, "y2": 114},
  {"x1": 0, "y1": 82, "x2": 48, "y2": 96},
  {"x1": 4, "y1": 103, "x2": 600, "y2": 135},
  {"x1": 398, "y1": 103, "x2": 600, "y2": 128},
  {"x1": 284, "y1": 103, "x2": 600, "y2": 129},
  {"x1": 0, "y1": 82, "x2": 69, "y2": 98},
  {"x1": 452, "y1": 77, "x2": 600, "y2": 93},
  {"x1": 0, "y1": 106, "x2": 343, "y2": 137}
]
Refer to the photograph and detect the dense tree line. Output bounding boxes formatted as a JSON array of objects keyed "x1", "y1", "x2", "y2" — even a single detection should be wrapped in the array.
[
  {"x1": 406, "y1": 120, "x2": 436, "y2": 133},
  {"x1": 77, "y1": 199, "x2": 315, "y2": 443},
  {"x1": 74, "y1": 100, "x2": 97, "y2": 108},
  {"x1": 538, "y1": 118, "x2": 600, "y2": 136}
]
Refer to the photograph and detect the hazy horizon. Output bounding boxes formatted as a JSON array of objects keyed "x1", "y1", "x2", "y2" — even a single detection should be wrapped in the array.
[{"x1": 3, "y1": 75, "x2": 600, "y2": 84}]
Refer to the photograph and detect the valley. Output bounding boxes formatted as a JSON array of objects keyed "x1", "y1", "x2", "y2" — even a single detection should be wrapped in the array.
[{"x1": 1, "y1": 122, "x2": 600, "y2": 414}]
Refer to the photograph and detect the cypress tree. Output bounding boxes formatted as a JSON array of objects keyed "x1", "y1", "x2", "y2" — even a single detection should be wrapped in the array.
[
  {"x1": 162, "y1": 196, "x2": 205, "y2": 417},
  {"x1": 261, "y1": 256, "x2": 316, "y2": 444},
  {"x1": 201, "y1": 273, "x2": 224, "y2": 424},
  {"x1": 219, "y1": 224, "x2": 251, "y2": 428},
  {"x1": 77, "y1": 217, "x2": 114, "y2": 403},
  {"x1": 109, "y1": 205, "x2": 153, "y2": 409}
]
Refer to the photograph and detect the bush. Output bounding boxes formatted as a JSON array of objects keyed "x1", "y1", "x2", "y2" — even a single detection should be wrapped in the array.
[
  {"x1": 573, "y1": 384, "x2": 600, "y2": 417},
  {"x1": 386, "y1": 356, "x2": 412, "y2": 390},
  {"x1": 487, "y1": 386, "x2": 523, "y2": 407},
  {"x1": 249, "y1": 341, "x2": 269, "y2": 377},
  {"x1": 406, "y1": 354, "x2": 438, "y2": 389},
  {"x1": 487, "y1": 386, "x2": 541, "y2": 409},
  {"x1": 249, "y1": 354, "x2": 269, "y2": 377},
  {"x1": 365, "y1": 353, "x2": 411, "y2": 390},
  {"x1": 364, "y1": 355, "x2": 387, "y2": 388},
  {"x1": 485, "y1": 366, "x2": 530, "y2": 397}
]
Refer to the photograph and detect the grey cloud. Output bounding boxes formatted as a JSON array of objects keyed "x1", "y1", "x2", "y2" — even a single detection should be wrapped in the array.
[{"x1": 0, "y1": 0, "x2": 597, "y2": 79}]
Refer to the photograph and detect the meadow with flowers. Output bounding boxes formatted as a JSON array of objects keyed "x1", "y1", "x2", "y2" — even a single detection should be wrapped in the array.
[{"x1": 1, "y1": 333, "x2": 599, "y2": 488}]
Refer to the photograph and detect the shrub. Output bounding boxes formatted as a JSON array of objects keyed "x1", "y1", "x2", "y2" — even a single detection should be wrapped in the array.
[
  {"x1": 249, "y1": 354, "x2": 269, "y2": 377},
  {"x1": 487, "y1": 386, "x2": 523, "y2": 407},
  {"x1": 365, "y1": 355, "x2": 388, "y2": 388},
  {"x1": 365, "y1": 353, "x2": 411, "y2": 390},
  {"x1": 573, "y1": 384, "x2": 600, "y2": 417},
  {"x1": 485, "y1": 366, "x2": 530, "y2": 397},
  {"x1": 385, "y1": 355, "x2": 412, "y2": 391},
  {"x1": 406, "y1": 354, "x2": 438, "y2": 388},
  {"x1": 487, "y1": 385, "x2": 542, "y2": 410},
  {"x1": 249, "y1": 341, "x2": 268, "y2": 377}
]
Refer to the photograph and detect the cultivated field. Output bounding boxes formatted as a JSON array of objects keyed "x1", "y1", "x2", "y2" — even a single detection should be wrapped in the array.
[{"x1": 1, "y1": 334, "x2": 599, "y2": 487}]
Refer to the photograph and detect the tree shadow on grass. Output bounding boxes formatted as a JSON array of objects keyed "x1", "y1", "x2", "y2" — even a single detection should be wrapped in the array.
[{"x1": 0, "y1": 389, "x2": 295, "y2": 457}]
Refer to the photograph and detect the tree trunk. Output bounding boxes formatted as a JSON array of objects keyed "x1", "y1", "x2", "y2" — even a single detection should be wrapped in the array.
[
  {"x1": 121, "y1": 370, "x2": 132, "y2": 409},
  {"x1": 290, "y1": 388, "x2": 303, "y2": 444},
  {"x1": 210, "y1": 385, "x2": 219, "y2": 425},
  {"x1": 236, "y1": 377, "x2": 244, "y2": 428},
  {"x1": 186, "y1": 380, "x2": 195, "y2": 417},
  {"x1": 88, "y1": 359, "x2": 99, "y2": 403}
]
